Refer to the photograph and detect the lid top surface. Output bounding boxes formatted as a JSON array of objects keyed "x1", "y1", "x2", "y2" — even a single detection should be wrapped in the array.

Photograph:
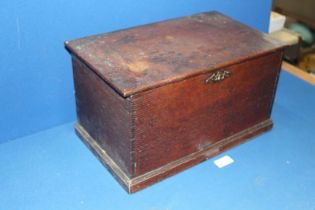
[{"x1": 66, "y1": 11, "x2": 284, "y2": 97}]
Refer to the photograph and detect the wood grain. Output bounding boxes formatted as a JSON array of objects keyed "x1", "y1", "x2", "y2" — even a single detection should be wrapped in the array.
[
  {"x1": 72, "y1": 57, "x2": 133, "y2": 176},
  {"x1": 65, "y1": 11, "x2": 285, "y2": 97},
  {"x1": 131, "y1": 51, "x2": 282, "y2": 176},
  {"x1": 67, "y1": 11, "x2": 285, "y2": 193},
  {"x1": 75, "y1": 119, "x2": 273, "y2": 193}
]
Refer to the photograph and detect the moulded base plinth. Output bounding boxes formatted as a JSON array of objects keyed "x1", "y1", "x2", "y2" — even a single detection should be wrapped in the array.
[{"x1": 75, "y1": 119, "x2": 273, "y2": 193}]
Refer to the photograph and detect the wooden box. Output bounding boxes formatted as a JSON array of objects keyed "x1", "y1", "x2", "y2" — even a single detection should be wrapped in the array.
[{"x1": 65, "y1": 11, "x2": 285, "y2": 193}]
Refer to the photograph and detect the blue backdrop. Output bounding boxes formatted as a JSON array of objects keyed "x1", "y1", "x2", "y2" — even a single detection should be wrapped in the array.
[{"x1": 0, "y1": 0, "x2": 272, "y2": 143}]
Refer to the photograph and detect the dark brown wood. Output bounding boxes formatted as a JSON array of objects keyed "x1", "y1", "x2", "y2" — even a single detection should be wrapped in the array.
[
  {"x1": 66, "y1": 11, "x2": 286, "y2": 193},
  {"x1": 75, "y1": 119, "x2": 273, "y2": 193},
  {"x1": 131, "y1": 51, "x2": 282, "y2": 176},
  {"x1": 72, "y1": 56, "x2": 133, "y2": 176},
  {"x1": 65, "y1": 11, "x2": 284, "y2": 97}
]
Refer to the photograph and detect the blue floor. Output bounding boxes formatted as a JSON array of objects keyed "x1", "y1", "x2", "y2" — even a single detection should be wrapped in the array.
[{"x1": 1, "y1": 71, "x2": 314, "y2": 210}]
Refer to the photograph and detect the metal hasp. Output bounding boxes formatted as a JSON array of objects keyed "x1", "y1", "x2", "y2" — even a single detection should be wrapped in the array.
[{"x1": 205, "y1": 70, "x2": 231, "y2": 84}]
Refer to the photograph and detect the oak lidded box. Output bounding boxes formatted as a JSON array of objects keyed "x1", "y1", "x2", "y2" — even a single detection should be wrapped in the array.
[{"x1": 65, "y1": 11, "x2": 285, "y2": 193}]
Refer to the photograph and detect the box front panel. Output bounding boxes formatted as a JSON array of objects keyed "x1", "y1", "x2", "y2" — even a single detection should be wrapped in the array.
[{"x1": 132, "y1": 51, "x2": 282, "y2": 176}]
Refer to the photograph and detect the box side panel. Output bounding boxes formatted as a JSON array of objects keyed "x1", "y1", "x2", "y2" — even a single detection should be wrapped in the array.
[
  {"x1": 72, "y1": 56, "x2": 132, "y2": 177},
  {"x1": 132, "y1": 51, "x2": 283, "y2": 176}
]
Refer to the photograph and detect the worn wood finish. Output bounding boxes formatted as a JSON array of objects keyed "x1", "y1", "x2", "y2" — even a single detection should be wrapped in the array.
[
  {"x1": 75, "y1": 119, "x2": 273, "y2": 193},
  {"x1": 131, "y1": 51, "x2": 282, "y2": 176},
  {"x1": 66, "y1": 11, "x2": 285, "y2": 193},
  {"x1": 72, "y1": 56, "x2": 133, "y2": 176},
  {"x1": 65, "y1": 11, "x2": 284, "y2": 97}
]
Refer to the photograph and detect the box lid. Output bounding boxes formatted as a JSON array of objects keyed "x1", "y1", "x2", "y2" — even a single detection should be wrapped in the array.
[{"x1": 65, "y1": 11, "x2": 285, "y2": 97}]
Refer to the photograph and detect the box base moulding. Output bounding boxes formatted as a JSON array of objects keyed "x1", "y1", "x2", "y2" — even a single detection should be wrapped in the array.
[{"x1": 75, "y1": 119, "x2": 273, "y2": 193}]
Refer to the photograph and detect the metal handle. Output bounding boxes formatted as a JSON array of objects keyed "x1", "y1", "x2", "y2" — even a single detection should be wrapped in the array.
[{"x1": 205, "y1": 70, "x2": 230, "y2": 84}]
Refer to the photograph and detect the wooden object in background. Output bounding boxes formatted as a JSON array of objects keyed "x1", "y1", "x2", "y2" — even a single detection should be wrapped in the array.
[
  {"x1": 282, "y1": 61, "x2": 315, "y2": 85},
  {"x1": 273, "y1": 0, "x2": 315, "y2": 30},
  {"x1": 65, "y1": 11, "x2": 285, "y2": 193},
  {"x1": 269, "y1": 28, "x2": 301, "y2": 62}
]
